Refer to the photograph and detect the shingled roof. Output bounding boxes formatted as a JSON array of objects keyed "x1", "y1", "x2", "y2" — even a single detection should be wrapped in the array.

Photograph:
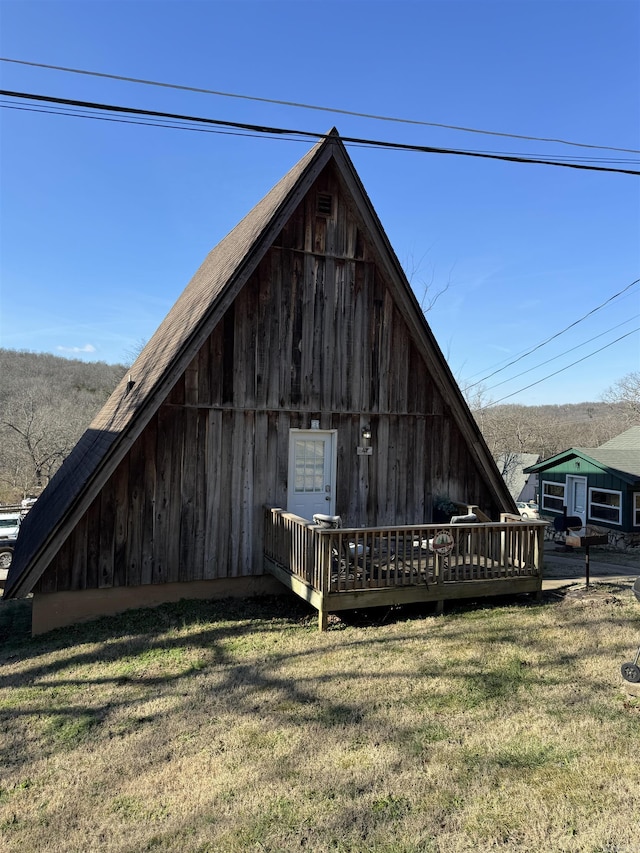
[
  {"x1": 598, "y1": 425, "x2": 640, "y2": 450},
  {"x1": 5, "y1": 131, "x2": 514, "y2": 599},
  {"x1": 524, "y1": 425, "x2": 640, "y2": 482},
  {"x1": 5, "y1": 136, "x2": 329, "y2": 598},
  {"x1": 572, "y1": 449, "x2": 640, "y2": 480}
]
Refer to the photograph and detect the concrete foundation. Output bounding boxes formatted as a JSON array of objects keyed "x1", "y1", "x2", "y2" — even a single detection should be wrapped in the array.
[{"x1": 31, "y1": 575, "x2": 285, "y2": 635}]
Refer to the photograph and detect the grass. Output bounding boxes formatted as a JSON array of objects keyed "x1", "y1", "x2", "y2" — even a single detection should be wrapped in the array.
[{"x1": 0, "y1": 588, "x2": 639, "y2": 853}]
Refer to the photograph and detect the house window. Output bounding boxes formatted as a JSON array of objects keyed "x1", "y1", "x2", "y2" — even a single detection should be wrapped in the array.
[
  {"x1": 633, "y1": 493, "x2": 640, "y2": 527},
  {"x1": 589, "y1": 488, "x2": 622, "y2": 525},
  {"x1": 542, "y1": 481, "x2": 565, "y2": 513}
]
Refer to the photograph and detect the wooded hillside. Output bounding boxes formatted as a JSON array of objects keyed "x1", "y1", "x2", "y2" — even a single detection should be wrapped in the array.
[
  {"x1": 473, "y1": 399, "x2": 632, "y2": 461},
  {"x1": 0, "y1": 349, "x2": 127, "y2": 503},
  {"x1": 0, "y1": 348, "x2": 634, "y2": 505}
]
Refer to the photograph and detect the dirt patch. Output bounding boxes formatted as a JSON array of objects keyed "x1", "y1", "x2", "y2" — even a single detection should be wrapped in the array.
[{"x1": 553, "y1": 584, "x2": 626, "y2": 607}]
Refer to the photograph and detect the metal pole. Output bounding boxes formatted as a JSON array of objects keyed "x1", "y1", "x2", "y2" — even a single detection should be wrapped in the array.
[{"x1": 585, "y1": 544, "x2": 590, "y2": 589}]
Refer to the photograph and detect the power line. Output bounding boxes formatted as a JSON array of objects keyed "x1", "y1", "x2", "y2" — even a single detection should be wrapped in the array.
[
  {"x1": 465, "y1": 278, "x2": 640, "y2": 390},
  {"x1": 480, "y1": 327, "x2": 640, "y2": 409},
  {"x1": 2, "y1": 56, "x2": 639, "y2": 156},
  {"x1": 2, "y1": 89, "x2": 640, "y2": 176},
  {"x1": 483, "y1": 313, "x2": 640, "y2": 392},
  {"x1": 6, "y1": 100, "x2": 635, "y2": 167},
  {"x1": 4, "y1": 99, "x2": 635, "y2": 167},
  {"x1": 0, "y1": 101, "x2": 306, "y2": 144}
]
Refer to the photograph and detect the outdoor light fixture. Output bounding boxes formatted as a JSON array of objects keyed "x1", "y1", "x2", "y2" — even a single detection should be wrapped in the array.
[{"x1": 362, "y1": 425, "x2": 372, "y2": 441}]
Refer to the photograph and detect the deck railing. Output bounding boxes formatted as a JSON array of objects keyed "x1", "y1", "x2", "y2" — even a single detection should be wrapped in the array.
[{"x1": 264, "y1": 508, "x2": 545, "y2": 596}]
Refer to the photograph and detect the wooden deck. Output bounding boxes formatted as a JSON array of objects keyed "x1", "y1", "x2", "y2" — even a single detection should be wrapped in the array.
[{"x1": 263, "y1": 508, "x2": 547, "y2": 629}]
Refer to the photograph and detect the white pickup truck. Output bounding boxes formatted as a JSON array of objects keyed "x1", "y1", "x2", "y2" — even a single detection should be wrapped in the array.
[
  {"x1": 0, "y1": 512, "x2": 21, "y2": 540},
  {"x1": 0, "y1": 513, "x2": 20, "y2": 575}
]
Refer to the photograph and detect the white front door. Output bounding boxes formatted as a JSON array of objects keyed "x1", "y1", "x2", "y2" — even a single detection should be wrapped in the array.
[
  {"x1": 287, "y1": 430, "x2": 337, "y2": 520},
  {"x1": 566, "y1": 475, "x2": 587, "y2": 528}
]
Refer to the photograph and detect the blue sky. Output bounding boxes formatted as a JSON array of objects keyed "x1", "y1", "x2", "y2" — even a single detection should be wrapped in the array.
[{"x1": 0, "y1": 0, "x2": 638, "y2": 406}]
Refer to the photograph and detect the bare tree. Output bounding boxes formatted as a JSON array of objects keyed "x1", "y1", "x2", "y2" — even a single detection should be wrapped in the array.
[
  {"x1": 0, "y1": 349, "x2": 126, "y2": 502},
  {"x1": 464, "y1": 391, "x2": 631, "y2": 466},
  {"x1": 403, "y1": 253, "x2": 455, "y2": 314},
  {"x1": 1, "y1": 386, "x2": 87, "y2": 494},
  {"x1": 495, "y1": 450, "x2": 524, "y2": 498},
  {"x1": 124, "y1": 337, "x2": 147, "y2": 367},
  {"x1": 602, "y1": 371, "x2": 640, "y2": 425}
]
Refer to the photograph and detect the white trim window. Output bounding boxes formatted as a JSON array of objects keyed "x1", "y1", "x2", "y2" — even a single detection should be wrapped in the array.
[
  {"x1": 634, "y1": 493, "x2": 640, "y2": 527},
  {"x1": 542, "y1": 480, "x2": 565, "y2": 513},
  {"x1": 589, "y1": 487, "x2": 622, "y2": 525}
]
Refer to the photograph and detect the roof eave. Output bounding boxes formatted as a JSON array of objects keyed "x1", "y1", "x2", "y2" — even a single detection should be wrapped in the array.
[
  {"x1": 328, "y1": 144, "x2": 516, "y2": 514},
  {"x1": 524, "y1": 449, "x2": 640, "y2": 484},
  {"x1": 5, "y1": 134, "x2": 338, "y2": 600},
  {"x1": 5, "y1": 132, "x2": 517, "y2": 598}
]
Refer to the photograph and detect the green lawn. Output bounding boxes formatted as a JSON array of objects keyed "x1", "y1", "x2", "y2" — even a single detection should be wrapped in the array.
[{"x1": 0, "y1": 587, "x2": 638, "y2": 852}]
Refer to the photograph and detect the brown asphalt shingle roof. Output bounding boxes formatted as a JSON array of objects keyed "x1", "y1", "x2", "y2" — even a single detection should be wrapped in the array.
[
  {"x1": 4, "y1": 130, "x2": 515, "y2": 600},
  {"x1": 5, "y1": 135, "x2": 327, "y2": 598}
]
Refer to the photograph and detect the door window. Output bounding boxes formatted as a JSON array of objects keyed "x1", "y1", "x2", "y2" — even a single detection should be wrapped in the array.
[{"x1": 294, "y1": 439, "x2": 326, "y2": 494}]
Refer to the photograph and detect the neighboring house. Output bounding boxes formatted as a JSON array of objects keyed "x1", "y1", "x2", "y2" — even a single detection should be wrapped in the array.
[
  {"x1": 495, "y1": 452, "x2": 539, "y2": 503},
  {"x1": 524, "y1": 426, "x2": 640, "y2": 542},
  {"x1": 4, "y1": 131, "x2": 518, "y2": 634}
]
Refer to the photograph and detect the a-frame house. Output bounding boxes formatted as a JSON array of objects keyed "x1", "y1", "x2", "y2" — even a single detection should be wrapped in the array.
[{"x1": 5, "y1": 131, "x2": 538, "y2": 634}]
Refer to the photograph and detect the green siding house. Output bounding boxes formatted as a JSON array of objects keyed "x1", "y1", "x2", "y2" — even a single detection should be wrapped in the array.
[{"x1": 524, "y1": 426, "x2": 640, "y2": 542}]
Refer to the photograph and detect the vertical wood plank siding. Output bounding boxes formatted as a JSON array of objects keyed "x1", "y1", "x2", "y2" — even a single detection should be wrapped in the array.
[{"x1": 39, "y1": 166, "x2": 499, "y2": 593}]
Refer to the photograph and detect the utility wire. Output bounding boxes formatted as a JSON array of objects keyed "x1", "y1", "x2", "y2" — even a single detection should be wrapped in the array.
[
  {"x1": 0, "y1": 101, "x2": 308, "y2": 144},
  {"x1": 2, "y1": 93, "x2": 637, "y2": 405},
  {"x1": 2, "y1": 56, "x2": 639, "y2": 156},
  {"x1": 462, "y1": 280, "x2": 639, "y2": 379},
  {"x1": 483, "y1": 313, "x2": 640, "y2": 392},
  {"x1": 2, "y1": 90, "x2": 640, "y2": 176},
  {"x1": 4, "y1": 99, "x2": 635, "y2": 167},
  {"x1": 465, "y1": 278, "x2": 640, "y2": 389},
  {"x1": 480, "y1": 327, "x2": 640, "y2": 408}
]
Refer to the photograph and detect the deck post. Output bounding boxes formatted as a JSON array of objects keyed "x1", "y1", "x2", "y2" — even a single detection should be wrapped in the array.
[
  {"x1": 318, "y1": 605, "x2": 328, "y2": 632},
  {"x1": 436, "y1": 552, "x2": 445, "y2": 615}
]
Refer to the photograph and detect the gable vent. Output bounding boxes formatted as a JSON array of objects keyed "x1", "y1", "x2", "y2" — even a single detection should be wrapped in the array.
[{"x1": 316, "y1": 193, "x2": 333, "y2": 216}]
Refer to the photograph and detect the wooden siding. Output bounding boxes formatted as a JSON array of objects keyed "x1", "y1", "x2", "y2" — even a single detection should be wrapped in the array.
[
  {"x1": 36, "y1": 166, "x2": 500, "y2": 594},
  {"x1": 540, "y1": 468, "x2": 637, "y2": 531}
]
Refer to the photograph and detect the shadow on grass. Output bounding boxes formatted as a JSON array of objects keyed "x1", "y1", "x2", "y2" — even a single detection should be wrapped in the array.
[
  {"x1": 0, "y1": 592, "x2": 316, "y2": 662},
  {"x1": 337, "y1": 588, "x2": 560, "y2": 630},
  {"x1": 0, "y1": 589, "x2": 634, "y2": 717},
  {"x1": 0, "y1": 598, "x2": 33, "y2": 648},
  {"x1": 0, "y1": 586, "x2": 638, "y2": 789},
  {"x1": 2, "y1": 582, "x2": 636, "y2": 664}
]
